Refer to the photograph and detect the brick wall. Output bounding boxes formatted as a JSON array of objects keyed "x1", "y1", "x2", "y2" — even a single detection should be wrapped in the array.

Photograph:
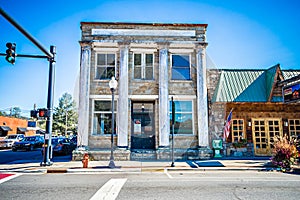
[{"x1": 0, "y1": 116, "x2": 35, "y2": 137}]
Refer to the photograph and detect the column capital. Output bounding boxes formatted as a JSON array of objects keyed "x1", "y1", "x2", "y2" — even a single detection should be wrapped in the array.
[
  {"x1": 79, "y1": 41, "x2": 92, "y2": 48},
  {"x1": 157, "y1": 42, "x2": 170, "y2": 50},
  {"x1": 118, "y1": 41, "x2": 131, "y2": 48},
  {"x1": 195, "y1": 43, "x2": 208, "y2": 53}
]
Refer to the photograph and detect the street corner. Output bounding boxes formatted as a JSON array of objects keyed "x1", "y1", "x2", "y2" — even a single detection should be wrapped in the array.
[{"x1": 0, "y1": 173, "x2": 21, "y2": 184}]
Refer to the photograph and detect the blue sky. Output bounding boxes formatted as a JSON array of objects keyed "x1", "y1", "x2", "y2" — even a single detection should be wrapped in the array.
[{"x1": 1, "y1": 0, "x2": 300, "y2": 117}]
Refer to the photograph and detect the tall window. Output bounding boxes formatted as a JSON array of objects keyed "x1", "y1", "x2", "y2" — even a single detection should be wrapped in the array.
[
  {"x1": 171, "y1": 54, "x2": 190, "y2": 80},
  {"x1": 93, "y1": 100, "x2": 117, "y2": 135},
  {"x1": 96, "y1": 53, "x2": 116, "y2": 80},
  {"x1": 133, "y1": 53, "x2": 154, "y2": 80},
  {"x1": 231, "y1": 119, "x2": 244, "y2": 142},
  {"x1": 288, "y1": 119, "x2": 300, "y2": 139},
  {"x1": 169, "y1": 101, "x2": 193, "y2": 134}
]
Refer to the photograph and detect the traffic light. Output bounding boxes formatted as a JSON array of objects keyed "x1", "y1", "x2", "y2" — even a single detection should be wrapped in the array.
[
  {"x1": 38, "y1": 108, "x2": 48, "y2": 118},
  {"x1": 5, "y1": 42, "x2": 16, "y2": 64},
  {"x1": 30, "y1": 110, "x2": 38, "y2": 118},
  {"x1": 30, "y1": 108, "x2": 48, "y2": 119}
]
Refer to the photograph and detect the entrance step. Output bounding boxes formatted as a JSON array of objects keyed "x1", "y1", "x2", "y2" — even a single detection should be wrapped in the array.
[{"x1": 130, "y1": 150, "x2": 157, "y2": 161}]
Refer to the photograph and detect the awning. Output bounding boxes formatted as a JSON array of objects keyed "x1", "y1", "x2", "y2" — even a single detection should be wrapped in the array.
[
  {"x1": 17, "y1": 127, "x2": 27, "y2": 132},
  {"x1": 0, "y1": 126, "x2": 12, "y2": 131}
]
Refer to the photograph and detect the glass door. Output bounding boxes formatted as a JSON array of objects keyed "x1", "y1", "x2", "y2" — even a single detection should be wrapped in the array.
[
  {"x1": 252, "y1": 118, "x2": 282, "y2": 156},
  {"x1": 131, "y1": 102, "x2": 155, "y2": 150}
]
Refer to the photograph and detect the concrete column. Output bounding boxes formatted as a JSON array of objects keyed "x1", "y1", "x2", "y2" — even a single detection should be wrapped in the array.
[
  {"x1": 196, "y1": 44, "x2": 209, "y2": 147},
  {"x1": 78, "y1": 45, "x2": 91, "y2": 147},
  {"x1": 158, "y1": 45, "x2": 170, "y2": 146},
  {"x1": 117, "y1": 44, "x2": 129, "y2": 147}
]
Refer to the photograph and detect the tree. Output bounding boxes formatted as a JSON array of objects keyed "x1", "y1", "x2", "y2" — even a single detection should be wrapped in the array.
[
  {"x1": 11, "y1": 107, "x2": 21, "y2": 118},
  {"x1": 52, "y1": 93, "x2": 78, "y2": 136},
  {"x1": 0, "y1": 111, "x2": 6, "y2": 116}
]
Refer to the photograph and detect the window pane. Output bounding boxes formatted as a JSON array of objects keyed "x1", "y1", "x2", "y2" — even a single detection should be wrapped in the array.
[
  {"x1": 145, "y1": 67, "x2": 153, "y2": 80},
  {"x1": 172, "y1": 55, "x2": 189, "y2": 67},
  {"x1": 134, "y1": 66, "x2": 142, "y2": 79},
  {"x1": 94, "y1": 101, "x2": 117, "y2": 111},
  {"x1": 172, "y1": 68, "x2": 190, "y2": 80},
  {"x1": 146, "y1": 54, "x2": 153, "y2": 65},
  {"x1": 93, "y1": 113, "x2": 116, "y2": 134},
  {"x1": 95, "y1": 101, "x2": 111, "y2": 111},
  {"x1": 134, "y1": 54, "x2": 142, "y2": 65},
  {"x1": 170, "y1": 101, "x2": 193, "y2": 134},
  {"x1": 106, "y1": 67, "x2": 115, "y2": 79},
  {"x1": 107, "y1": 54, "x2": 115, "y2": 65},
  {"x1": 96, "y1": 67, "x2": 106, "y2": 79},
  {"x1": 174, "y1": 114, "x2": 193, "y2": 134},
  {"x1": 97, "y1": 54, "x2": 105, "y2": 65},
  {"x1": 173, "y1": 101, "x2": 192, "y2": 112}
]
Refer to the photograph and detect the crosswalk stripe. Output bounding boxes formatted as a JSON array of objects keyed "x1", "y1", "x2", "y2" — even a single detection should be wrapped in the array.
[
  {"x1": 0, "y1": 173, "x2": 21, "y2": 184},
  {"x1": 90, "y1": 178, "x2": 127, "y2": 200}
]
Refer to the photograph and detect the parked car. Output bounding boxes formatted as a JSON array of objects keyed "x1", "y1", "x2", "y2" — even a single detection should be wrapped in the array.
[
  {"x1": 69, "y1": 135, "x2": 77, "y2": 146},
  {"x1": 0, "y1": 134, "x2": 25, "y2": 149},
  {"x1": 52, "y1": 137, "x2": 76, "y2": 155},
  {"x1": 12, "y1": 135, "x2": 44, "y2": 151}
]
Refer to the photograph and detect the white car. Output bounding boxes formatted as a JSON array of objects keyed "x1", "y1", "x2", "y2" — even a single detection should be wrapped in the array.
[{"x1": 0, "y1": 134, "x2": 25, "y2": 148}]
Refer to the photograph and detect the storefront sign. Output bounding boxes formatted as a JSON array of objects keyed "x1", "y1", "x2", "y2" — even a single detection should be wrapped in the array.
[{"x1": 283, "y1": 83, "x2": 300, "y2": 103}]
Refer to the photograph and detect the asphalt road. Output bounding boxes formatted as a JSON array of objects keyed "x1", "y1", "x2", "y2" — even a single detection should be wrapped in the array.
[
  {"x1": 0, "y1": 148, "x2": 72, "y2": 164},
  {"x1": 1, "y1": 171, "x2": 300, "y2": 200}
]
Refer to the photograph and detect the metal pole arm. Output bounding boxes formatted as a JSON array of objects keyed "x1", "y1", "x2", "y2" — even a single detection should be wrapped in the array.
[
  {"x1": 0, "y1": 53, "x2": 48, "y2": 59},
  {"x1": 0, "y1": 7, "x2": 53, "y2": 59}
]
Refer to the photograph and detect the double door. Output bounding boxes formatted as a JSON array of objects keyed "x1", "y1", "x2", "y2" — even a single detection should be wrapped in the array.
[{"x1": 252, "y1": 118, "x2": 282, "y2": 156}]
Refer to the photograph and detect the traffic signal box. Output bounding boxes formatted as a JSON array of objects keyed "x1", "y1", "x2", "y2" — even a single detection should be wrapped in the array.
[
  {"x1": 30, "y1": 108, "x2": 48, "y2": 119},
  {"x1": 38, "y1": 109, "x2": 48, "y2": 118},
  {"x1": 5, "y1": 42, "x2": 16, "y2": 64}
]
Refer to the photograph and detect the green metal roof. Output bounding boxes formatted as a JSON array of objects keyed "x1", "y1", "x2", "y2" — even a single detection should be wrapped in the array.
[{"x1": 212, "y1": 65, "x2": 300, "y2": 103}]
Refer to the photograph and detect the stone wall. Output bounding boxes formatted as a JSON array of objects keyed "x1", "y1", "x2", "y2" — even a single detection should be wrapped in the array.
[{"x1": 206, "y1": 69, "x2": 225, "y2": 145}]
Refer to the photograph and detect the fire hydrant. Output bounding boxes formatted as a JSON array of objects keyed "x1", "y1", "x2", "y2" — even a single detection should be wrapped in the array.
[{"x1": 82, "y1": 153, "x2": 89, "y2": 168}]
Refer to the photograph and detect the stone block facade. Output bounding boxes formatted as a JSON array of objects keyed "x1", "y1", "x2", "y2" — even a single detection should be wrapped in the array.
[{"x1": 77, "y1": 22, "x2": 212, "y2": 160}]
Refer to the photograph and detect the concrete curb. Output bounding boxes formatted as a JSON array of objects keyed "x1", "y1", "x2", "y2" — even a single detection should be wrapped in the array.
[{"x1": 43, "y1": 166, "x2": 278, "y2": 173}]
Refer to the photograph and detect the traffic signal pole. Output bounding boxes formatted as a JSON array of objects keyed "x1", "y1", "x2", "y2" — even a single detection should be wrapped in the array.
[
  {"x1": 43, "y1": 46, "x2": 56, "y2": 166},
  {"x1": 0, "y1": 7, "x2": 55, "y2": 166}
]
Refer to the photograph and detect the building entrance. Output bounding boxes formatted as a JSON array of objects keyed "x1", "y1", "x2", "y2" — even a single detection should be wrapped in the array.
[
  {"x1": 252, "y1": 118, "x2": 282, "y2": 156},
  {"x1": 131, "y1": 102, "x2": 155, "y2": 150}
]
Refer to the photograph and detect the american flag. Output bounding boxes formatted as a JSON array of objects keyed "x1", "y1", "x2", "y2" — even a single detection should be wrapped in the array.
[{"x1": 223, "y1": 109, "x2": 233, "y2": 140}]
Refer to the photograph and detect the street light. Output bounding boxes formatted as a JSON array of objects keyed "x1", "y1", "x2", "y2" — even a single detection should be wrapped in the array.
[{"x1": 108, "y1": 76, "x2": 118, "y2": 168}]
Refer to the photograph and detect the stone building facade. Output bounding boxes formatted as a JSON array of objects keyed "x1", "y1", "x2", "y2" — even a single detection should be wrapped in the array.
[{"x1": 77, "y1": 22, "x2": 211, "y2": 160}]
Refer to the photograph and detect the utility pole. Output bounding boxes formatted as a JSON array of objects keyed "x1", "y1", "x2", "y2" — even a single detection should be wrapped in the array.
[
  {"x1": 65, "y1": 109, "x2": 68, "y2": 136},
  {"x1": 0, "y1": 7, "x2": 56, "y2": 166}
]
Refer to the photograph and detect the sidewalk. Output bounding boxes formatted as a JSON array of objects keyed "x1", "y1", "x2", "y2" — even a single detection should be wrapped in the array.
[{"x1": 2, "y1": 158, "x2": 298, "y2": 174}]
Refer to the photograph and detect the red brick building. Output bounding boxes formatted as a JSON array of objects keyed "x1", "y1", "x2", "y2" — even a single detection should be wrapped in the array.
[{"x1": 0, "y1": 116, "x2": 35, "y2": 138}]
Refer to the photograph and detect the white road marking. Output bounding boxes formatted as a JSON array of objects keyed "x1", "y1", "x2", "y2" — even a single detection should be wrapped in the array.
[
  {"x1": 164, "y1": 168, "x2": 173, "y2": 179},
  {"x1": 0, "y1": 173, "x2": 21, "y2": 184},
  {"x1": 90, "y1": 178, "x2": 127, "y2": 200}
]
